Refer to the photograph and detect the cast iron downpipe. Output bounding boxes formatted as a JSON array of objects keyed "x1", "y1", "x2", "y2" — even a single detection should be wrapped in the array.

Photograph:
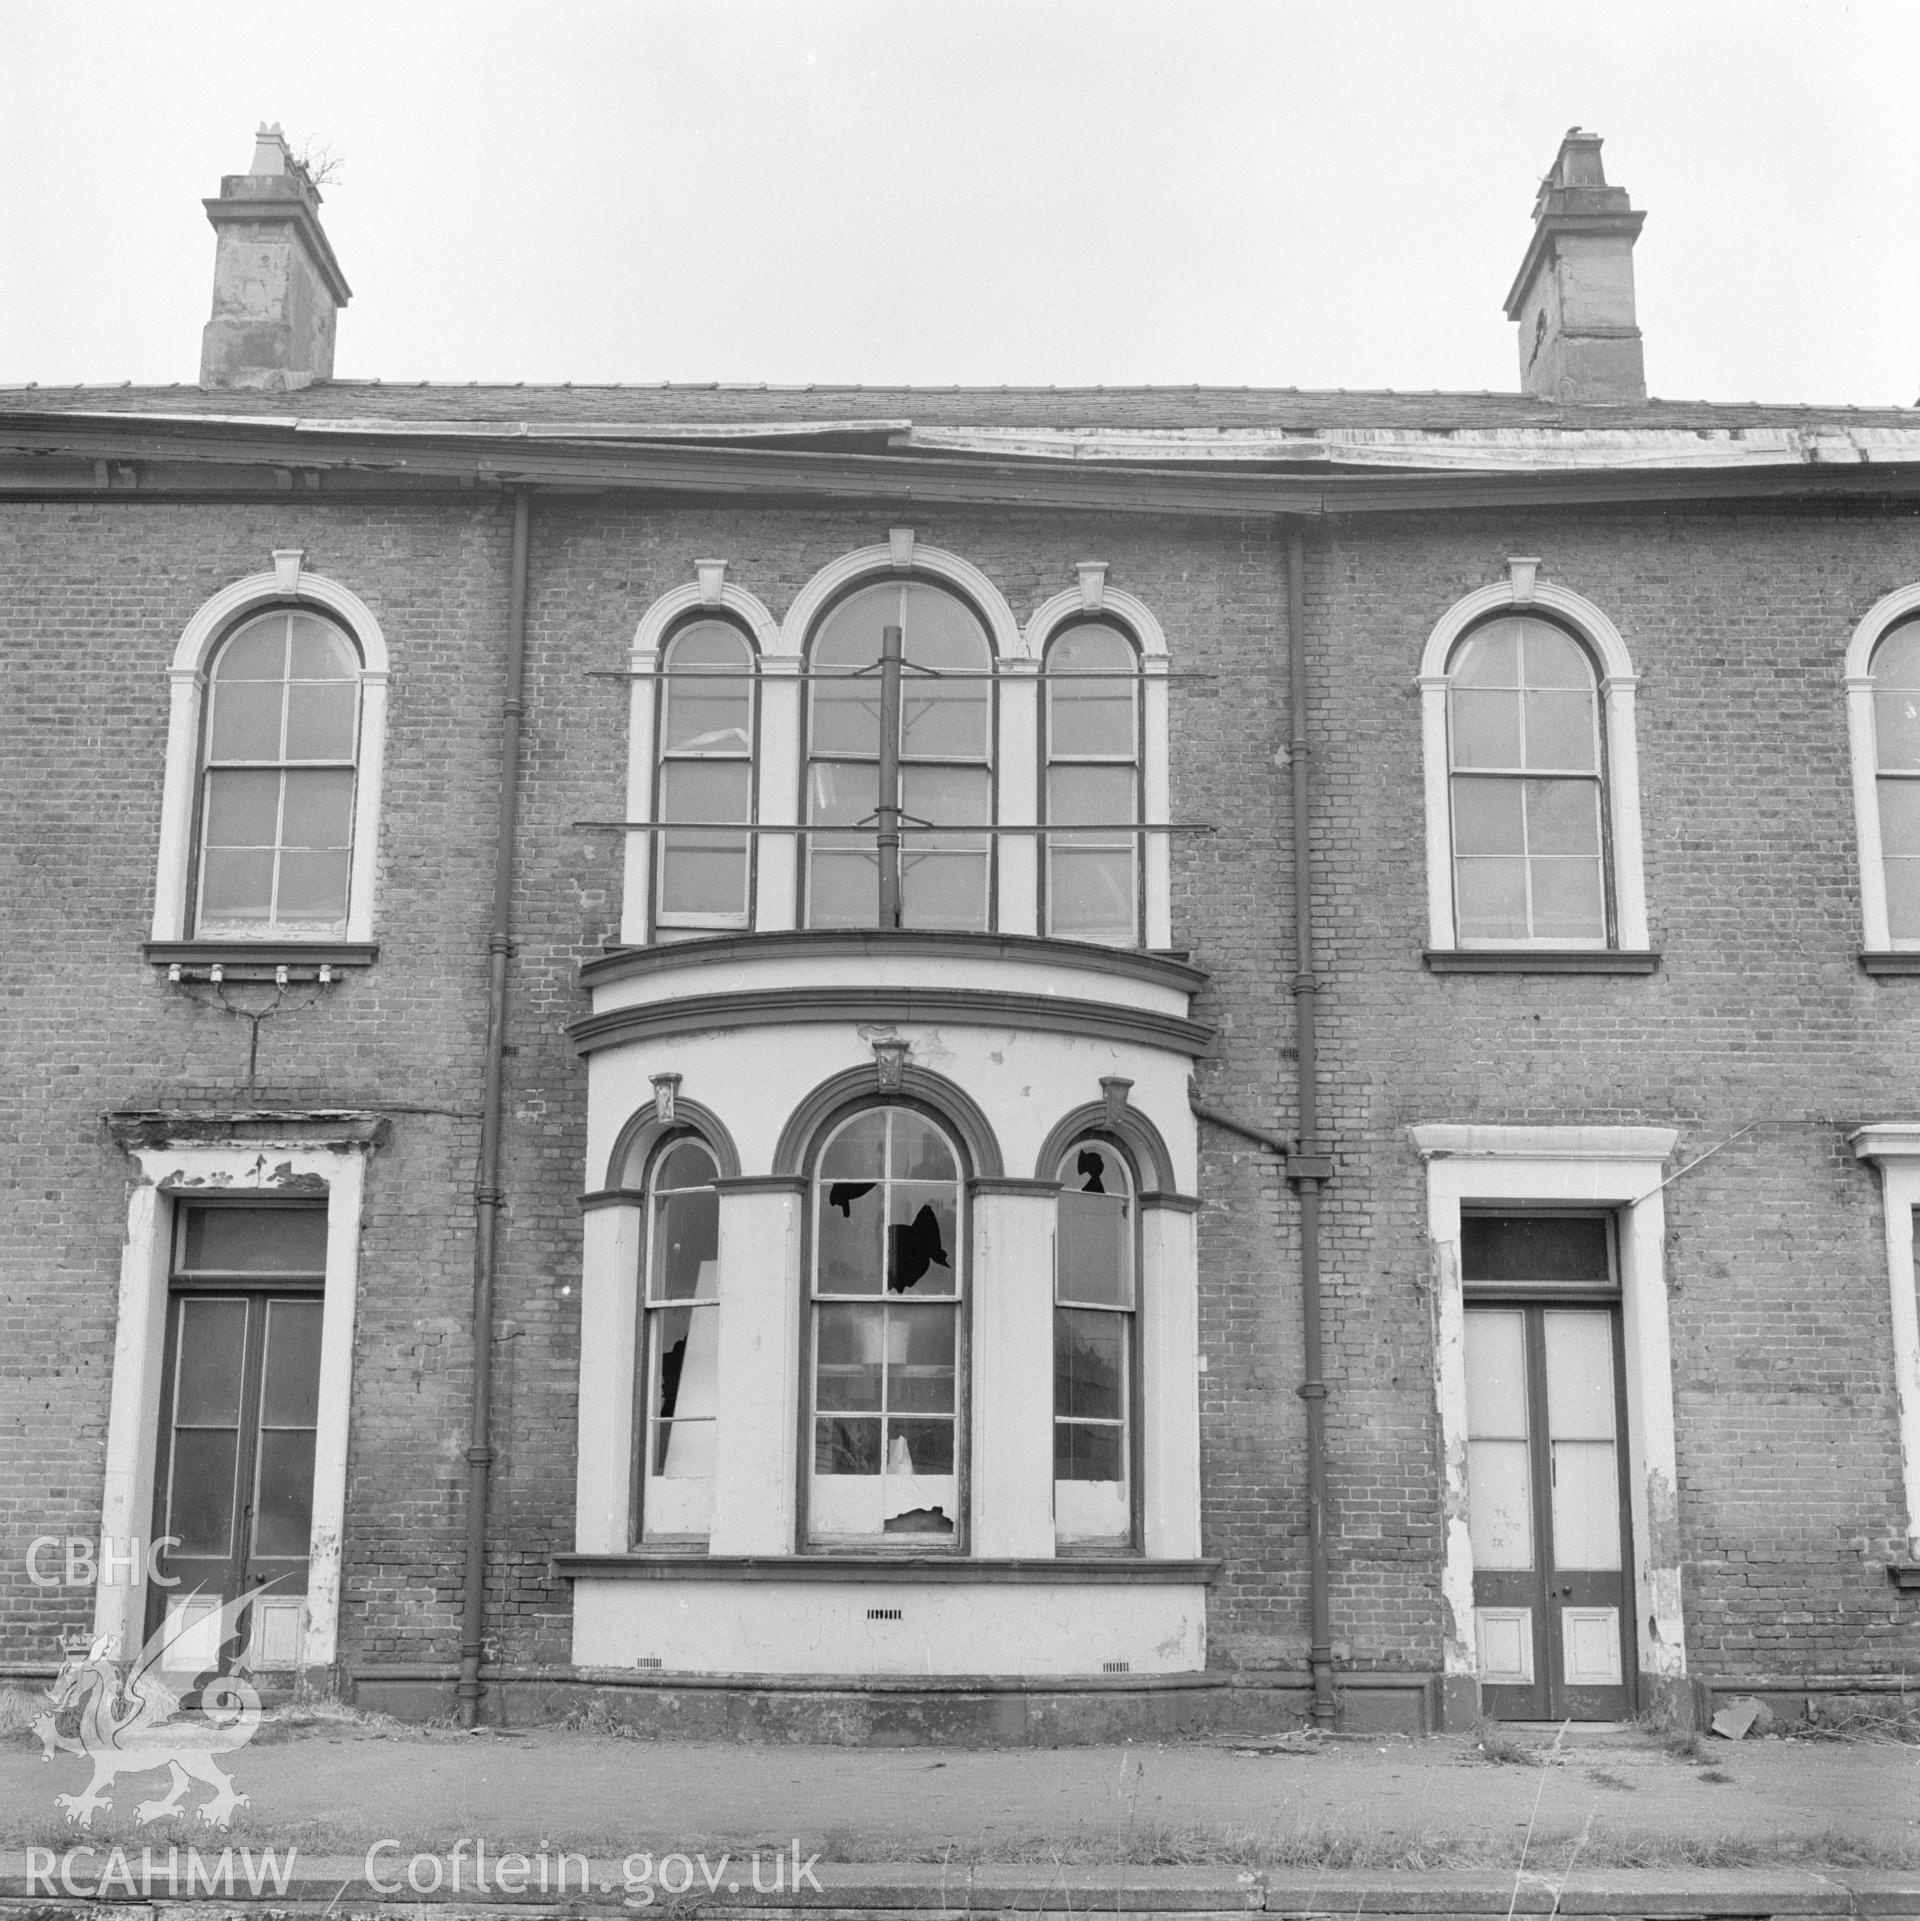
[
  {"x1": 457, "y1": 487, "x2": 532, "y2": 1728},
  {"x1": 1286, "y1": 524, "x2": 1336, "y2": 1729},
  {"x1": 1191, "y1": 525, "x2": 1335, "y2": 1728}
]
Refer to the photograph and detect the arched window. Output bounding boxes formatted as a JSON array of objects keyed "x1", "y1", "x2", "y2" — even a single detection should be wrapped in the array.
[
  {"x1": 807, "y1": 1104, "x2": 964, "y2": 1545},
  {"x1": 655, "y1": 618, "x2": 756, "y2": 931},
  {"x1": 1054, "y1": 1136, "x2": 1136, "y2": 1546},
  {"x1": 1446, "y1": 615, "x2": 1608, "y2": 946},
  {"x1": 1044, "y1": 622, "x2": 1141, "y2": 945},
  {"x1": 805, "y1": 581, "x2": 993, "y2": 931},
  {"x1": 637, "y1": 1136, "x2": 721, "y2": 1541},
  {"x1": 194, "y1": 609, "x2": 363, "y2": 939},
  {"x1": 1864, "y1": 615, "x2": 1920, "y2": 945}
]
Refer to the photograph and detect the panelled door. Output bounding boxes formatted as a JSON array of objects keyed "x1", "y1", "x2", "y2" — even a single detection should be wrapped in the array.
[
  {"x1": 1462, "y1": 1214, "x2": 1635, "y2": 1720},
  {"x1": 147, "y1": 1203, "x2": 327, "y2": 1676}
]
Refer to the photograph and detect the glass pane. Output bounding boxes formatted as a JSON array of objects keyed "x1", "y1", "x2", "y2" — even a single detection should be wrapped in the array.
[
  {"x1": 1454, "y1": 858, "x2": 1528, "y2": 941},
  {"x1": 902, "y1": 678, "x2": 989, "y2": 761},
  {"x1": 286, "y1": 615, "x2": 357, "y2": 680},
  {"x1": 656, "y1": 1141, "x2": 717, "y2": 1191},
  {"x1": 1055, "y1": 1306, "x2": 1125, "y2": 1420},
  {"x1": 1450, "y1": 621, "x2": 1520, "y2": 687},
  {"x1": 215, "y1": 617, "x2": 289, "y2": 680},
  {"x1": 174, "y1": 1297, "x2": 249, "y2": 1422},
  {"x1": 168, "y1": 1429, "x2": 240, "y2": 1557},
  {"x1": 663, "y1": 623, "x2": 753, "y2": 752},
  {"x1": 1464, "y1": 1309, "x2": 1528, "y2": 1437},
  {"x1": 275, "y1": 851, "x2": 351, "y2": 924},
  {"x1": 1877, "y1": 691, "x2": 1920, "y2": 773},
  {"x1": 653, "y1": 1188, "x2": 719, "y2": 1301},
  {"x1": 654, "y1": 1300, "x2": 718, "y2": 1429},
  {"x1": 1462, "y1": 1215, "x2": 1609, "y2": 1286},
  {"x1": 887, "y1": 1305, "x2": 956, "y2": 1412},
  {"x1": 818, "y1": 1176, "x2": 883, "y2": 1292},
  {"x1": 1451, "y1": 688, "x2": 1522, "y2": 769},
  {"x1": 1887, "y1": 855, "x2": 1920, "y2": 943},
  {"x1": 1467, "y1": 1438, "x2": 1534, "y2": 1569},
  {"x1": 1055, "y1": 1420, "x2": 1124, "y2": 1483},
  {"x1": 1874, "y1": 623, "x2": 1920, "y2": 690},
  {"x1": 252, "y1": 1429, "x2": 316, "y2": 1558},
  {"x1": 1881, "y1": 778, "x2": 1920, "y2": 858},
  {"x1": 813, "y1": 583, "x2": 894, "y2": 669},
  {"x1": 808, "y1": 759, "x2": 878, "y2": 825},
  {"x1": 1524, "y1": 690, "x2": 1598, "y2": 772},
  {"x1": 203, "y1": 768, "x2": 281, "y2": 848},
  {"x1": 660, "y1": 835, "x2": 749, "y2": 918},
  {"x1": 1525, "y1": 778, "x2": 1601, "y2": 856},
  {"x1": 283, "y1": 681, "x2": 358, "y2": 760},
  {"x1": 1050, "y1": 847, "x2": 1137, "y2": 944},
  {"x1": 1543, "y1": 1310, "x2": 1616, "y2": 1441},
  {"x1": 260, "y1": 1300, "x2": 324, "y2": 1426},
  {"x1": 815, "y1": 1417, "x2": 881, "y2": 1474},
  {"x1": 891, "y1": 1111, "x2": 956, "y2": 1181},
  {"x1": 1520, "y1": 623, "x2": 1595, "y2": 690},
  {"x1": 1049, "y1": 625, "x2": 1136, "y2": 756},
  {"x1": 1058, "y1": 1192, "x2": 1131, "y2": 1307},
  {"x1": 281, "y1": 769, "x2": 355, "y2": 849},
  {"x1": 1529, "y1": 855, "x2": 1606, "y2": 940},
  {"x1": 900, "y1": 848, "x2": 989, "y2": 931},
  {"x1": 901, "y1": 582, "x2": 991, "y2": 674},
  {"x1": 652, "y1": 1416, "x2": 716, "y2": 1483},
  {"x1": 903, "y1": 763, "x2": 990, "y2": 824},
  {"x1": 815, "y1": 1304, "x2": 885, "y2": 1410},
  {"x1": 887, "y1": 1417, "x2": 954, "y2": 1475},
  {"x1": 650, "y1": 1305, "x2": 695, "y2": 1422},
  {"x1": 1050, "y1": 763, "x2": 1135, "y2": 827},
  {"x1": 808, "y1": 844, "x2": 879, "y2": 927},
  {"x1": 886, "y1": 1187, "x2": 956, "y2": 1294},
  {"x1": 810, "y1": 675, "x2": 884, "y2": 756},
  {"x1": 1551, "y1": 1441, "x2": 1622, "y2": 1569},
  {"x1": 182, "y1": 1207, "x2": 328, "y2": 1275},
  {"x1": 208, "y1": 681, "x2": 285, "y2": 761},
  {"x1": 821, "y1": 1111, "x2": 888, "y2": 1179},
  {"x1": 1452, "y1": 777, "x2": 1525, "y2": 855}
]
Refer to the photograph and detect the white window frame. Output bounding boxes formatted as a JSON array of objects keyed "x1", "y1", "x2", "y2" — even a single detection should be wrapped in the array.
[
  {"x1": 1845, "y1": 585, "x2": 1920, "y2": 953},
  {"x1": 1411, "y1": 1124, "x2": 1686, "y2": 1722},
  {"x1": 1419, "y1": 559, "x2": 1647, "y2": 953},
  {"x1": 97, "y1": 1133, "x2": 369, "y2": 1674},
  {"x1": 1849, "y1": 1126, "x2": 1920, "y2": 1556},
  {"x1": 152, "y1": 550, "x2": 389, "y2": 945}
]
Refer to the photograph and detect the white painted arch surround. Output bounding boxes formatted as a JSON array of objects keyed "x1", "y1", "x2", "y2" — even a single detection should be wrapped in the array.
[
  {"x1": 1418, "y1": 560, "x2": 1648, "y2": 952},
  {"x1": 96, "y1": 1137, "x2": 369, "y2": 1676},
  {"x1": 1411, "y1": 1124, "x2": 1686, "y2": 1718},
  {"x1": 1845, "y1": 584, "x2": 1920, "y2": 953},
  {"x1": 151, "y1": 552, "x2": 391, "y2": 944},
  {"x1": 618, "y1": 544, "x2": 1174, "y2": 946}
]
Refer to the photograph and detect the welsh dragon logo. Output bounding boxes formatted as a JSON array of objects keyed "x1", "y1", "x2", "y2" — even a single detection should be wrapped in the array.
[{"x1": 35, "y1": 1591, "x2": 266, "y2": 1829}]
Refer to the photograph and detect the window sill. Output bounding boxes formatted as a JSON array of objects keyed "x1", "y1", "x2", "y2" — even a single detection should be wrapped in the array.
[
  {"x1": 553, "y1": 1553, "x2": 1219, "y2": 1584},
  {"x1": 1861, "y1": 953, "x2": 1920, "y2": 976},
  {"x1": 145, "y1": 940, "x2": 378, "y2": 983},
  {"x1": 1424, "y1": 949, "x2": 1660, "y2": 975}
]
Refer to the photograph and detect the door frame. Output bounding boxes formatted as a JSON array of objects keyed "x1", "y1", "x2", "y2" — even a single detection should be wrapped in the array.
[
  {"x1": 1411, "y1": 1124, "x2": 1687, "y2": 1727},
  {"x1": 97, "y1": 1124, "x2": 374, "y2": 1681}
]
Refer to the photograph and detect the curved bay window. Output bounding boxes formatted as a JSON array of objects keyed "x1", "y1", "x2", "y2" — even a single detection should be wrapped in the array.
[
  {"x1": 1054, "y1": 1138, "x2": 1136, "y2": 1546},
  {"x1": 808, "y1": 1105, "x2": 963, "y2": 1544},
  {"x1": 1448, "y1": 616, "x2": 1608, "y2": 946},
  {"x1": 1045, "y1": 622, "x2": 1141, "y2": 945},
  {"x1": 1870, "y1": 618, "x2": 1920, "y2": 941},
  {"x1": 656, "y1": 619, "x2": 756, "y2": 931},
  {"x1": 194, "y1": 609, "x2": 362, "y2": 938},
  {"x1": 806, "y1": 581, "x2": 993, "y2": 930},
  {"x1": 637, "y1": 1138, "x2": 721, "y2": 1540}
]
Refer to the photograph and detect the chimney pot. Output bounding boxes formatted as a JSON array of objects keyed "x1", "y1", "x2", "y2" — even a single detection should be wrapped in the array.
[
  {"x1": 1504, "y1": 130, "x2": 1646, "y2": 404},
  {"x1": 199, "y1": 124, "x2": 350, "y2": 391}
]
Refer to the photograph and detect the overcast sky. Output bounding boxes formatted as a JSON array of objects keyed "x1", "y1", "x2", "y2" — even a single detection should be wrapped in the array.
[{"x1": 4, "y1": 0, "x2": 1917, "y2": 405}]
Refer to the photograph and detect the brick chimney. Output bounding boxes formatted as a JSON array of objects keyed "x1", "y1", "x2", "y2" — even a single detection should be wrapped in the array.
[
  {"x1": 199, "y1": 124, "x2": 351, "y2": 391},
  {"x1": 1503, "y1": 129, "x2": 1646, "y2": 404}
]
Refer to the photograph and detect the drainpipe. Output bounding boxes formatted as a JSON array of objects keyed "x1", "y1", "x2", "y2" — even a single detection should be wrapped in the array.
[
  {"x1": 457, "y1": 487, "x2": 532, "y2": 1728},
  {"x1": 1286, "y1": 525, "x2": 1336, "y2": 1730}
]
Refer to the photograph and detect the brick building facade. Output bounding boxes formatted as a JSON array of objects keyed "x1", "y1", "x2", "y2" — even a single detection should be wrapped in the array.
[{"x1": 3, "y1": 126, "x2": 1918, "y2": 1736}]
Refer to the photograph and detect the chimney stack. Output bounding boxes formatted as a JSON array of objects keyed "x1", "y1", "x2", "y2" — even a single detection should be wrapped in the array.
[
  {"x1": 199, "y1": 124, "x2": 351, "y2": 391},
  {"x1": 1504, "y1": 129, "x2": 1646, "y2": 404}
]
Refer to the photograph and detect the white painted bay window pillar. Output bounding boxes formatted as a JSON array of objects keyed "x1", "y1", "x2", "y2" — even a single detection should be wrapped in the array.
[
  {"x1": 618, "y1": 647, "x2": 660, "y2": 946},
  {"x1": 755, "y1": 659, "x2": 803, "y2": 933},
  {"x1": 1851, "y1": 1126, "x2": 1920, "y2": 1556},
  {"x1": 1140, "y1": 1193, "x2": 1202, "y2": 1557},
  {"x1": 575, "y1": 1195, "x2": 644, "y2": 1552},
  {"x1": 997, "y1": 660, "x2": 1041, "y2": 936},
  {"x1": 968, "y1": 1179, "x2": 1058, "y2": 1556}
]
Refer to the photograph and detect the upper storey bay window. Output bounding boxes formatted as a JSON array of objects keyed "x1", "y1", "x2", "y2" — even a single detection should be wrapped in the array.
[
  {"x1": 196, "y1": 610, "x2": 362, "y2": 938},
  {"x1": 1045, "y1": 622, "x2": 1142, "y2": 946},
  {"x1": 1869, "y1": 618, "x2": 1920, "y2": 941},
  {"x1": 1448, "y1": 617, "x2": 1607, "y2": 946},
  {"x1": 806, "y1": 582, "x2": 993, "y2": 931},
  {"x1": 655, "y1": 619, "x2": 756, "y2": 930}
]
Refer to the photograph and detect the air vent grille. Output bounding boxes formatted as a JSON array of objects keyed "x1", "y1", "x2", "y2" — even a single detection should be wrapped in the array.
[
  {"x1": 635, "y1": 1656, "x2": 663, "y2": 1669},
  {"x1": 1103, "y1": 1660, "x2": 1132, "y2": 1673},
  {"x1": 867, "y1": 1607, "x2": 903, "y2": 1621}
]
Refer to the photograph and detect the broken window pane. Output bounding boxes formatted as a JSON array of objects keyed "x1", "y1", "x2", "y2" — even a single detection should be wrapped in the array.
[
  {"x1": 639, "y1": 1137, "x2": 720, "y2": 1539},
  {"x1": 1053, "y1": 1138, "x2": 1133, "y2": 1542}
]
